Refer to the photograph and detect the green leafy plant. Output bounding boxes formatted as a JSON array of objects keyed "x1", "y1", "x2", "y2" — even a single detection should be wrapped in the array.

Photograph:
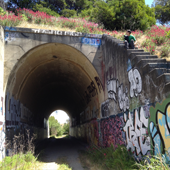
[
  {"x1": 166, "y1": 30, "x2": 170, "y2": 39},
  {"x1": 160, "y1": 43, "x2": 170, "y2": 58},
  {"x1": 61, "y1": 9, "x2": 76, "y2": 18},
  {"x1": 0, "y1": 7, "x2": 6, "y2": 16},
  {"x1": 21, "y1": 14, "x2": 28, "y2": 21},
  {"x1": 136, "y1": 154, "x2": 170, "y2": 170},
  {"x1": 83, "y1": 144, "x2": 138, "y2": 170},
  {"x1": 75, "y1": 26, "x2": 90, "y2": 33}
]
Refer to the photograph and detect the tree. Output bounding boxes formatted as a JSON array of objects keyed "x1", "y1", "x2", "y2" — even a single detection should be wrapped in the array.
[
  {"x1": 0, "y1": 0, "x2": 6, "y2": 10},
  {"x1": 61, "y1": 9, "x2": 76, "y2": 17},
  {"x1": 7, "y1": 0, "x2": 36, "y2": 10},
  {"x1": 90, "y1": 0, "x2": 156, "y2": 30},
  {"x1": 90, "y1": 1, "x2": 116, "y2": 30},
  {"x1": 63, "y1": 120, "x2": 69, "y2": 134},
  {"x1": 152, "y1": 0, "x2": 170, "y2": 24},
  {"x1": 49, "y1": 116, "x2": 63, "y2": 136},
  {"x1": 33, "y1": 1, "x2": 59, "y2": 17}
]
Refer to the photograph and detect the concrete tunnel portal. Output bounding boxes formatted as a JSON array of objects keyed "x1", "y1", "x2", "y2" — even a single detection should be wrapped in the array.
[{"x1": 5, "y1": 43, "x2": 104, "y2": 133}]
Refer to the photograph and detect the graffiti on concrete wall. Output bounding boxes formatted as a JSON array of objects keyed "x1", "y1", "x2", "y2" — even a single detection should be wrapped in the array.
[
  {"x1": 95, "y1": 76, "x2": 103, "y2": 93},
  {"x1": 0, "y1": 96, "x2": 5, "y2": 160},
  {"x1": 100, "y1": 116, "x2": 125, "y2": 148},
  {"x1": 128, "y1": 68, "x2": 142, "y2": 98},
  {"x1": 32, "y1": 29, "x2": 83, "y2": 36},
  {"x1": 5, "y1": 93, "x2": 33, "y2": 128},
  {"x1": 84, "y1": 77, "x2": 103, "y2": 104},
  {"x1": 81, "y1": 37, "x2": 101, "y2": 47},
  {"x1": 79, "y1": 106, "x2": 99, "y2": 123},
  {"x1": 101, "y1": 99, "x2": 110, "y2": 117},
  {"x1": 86, "y1": 120, "x2": 99, "y2": 145},
  {"x1": 4, "y1": 27, "x2": 19, "y2": 42},
  {"x1": 149, "y1": 98, "x2": 170, "y2": 162},
  {"x1": 123, "y1": 107, "x2": 150, "y2": 156},
  {"x1": 31, "y1": 28, "x2": 102, "y2": 38},
  {"x1": 107, "y1": 78, "x2": 129, "y2": 112}
]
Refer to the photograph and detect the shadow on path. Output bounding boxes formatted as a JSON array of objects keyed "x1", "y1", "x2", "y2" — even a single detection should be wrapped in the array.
[{"x1": 36, "y1": 136, "x2": 88, "y2": 170}]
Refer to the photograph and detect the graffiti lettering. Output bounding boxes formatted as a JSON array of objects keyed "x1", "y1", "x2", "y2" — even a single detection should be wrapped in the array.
[
  {"x1": 32, "y1": 29, "x2": 83, "y2": 36},
  {"x1": 84, "y1": 80, "x2": 98, "y2": 104},
  {"x1": 81, "y1": 37, "x2": 101, "y2": 47},
  {"x1": 149, "y1": 100, "x2": 170, "y2": 162},
  {"x1": 87, "y1": 81, "x2": 98, "y2": 98},
  {"x1": 4, "y1": 27, "x2": 18, "y2": 42},
  {"x1": 118, "y1": 84, "x2": 129, "y2": 112},
  {"x1": 107, "y1": 79, "x2": 117, "y2": 101},
  {"x1": 95, "y1": 76, "x2": 103, "y2": 93},
  {"x1": 5, "y1": 93, "x2": 32, "y2": 128},
  {"x1": 123, "y1": 107, "x2": 150, "y2": 156},
  {"x1": 128, "y1": 69, "x2": 142, "y2": 98},
  {"x1": 31, "y1": 29, "x2": 102, "y2": 38},
  {"x1": 100, "y1": 116, "x2": 125, "y2": 148},
  {"x1": 107, "y1": 79, "x2": 129, "y2": 112},
  {"x1": 101, "y1": 100, "x2": 110, "y2": 117}
]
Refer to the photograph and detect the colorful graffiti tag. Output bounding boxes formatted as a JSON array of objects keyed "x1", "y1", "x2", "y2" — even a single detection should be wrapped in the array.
[
  {"x1": 123, "y1": 107, "x2": 150, "y2": 156},
  {"x1": 100, "y1": 116, "x2": 125, "y2": 148},
  {"x1": 149, "y1": 98, "x2": 170, "y2": 162},
  {"x1": 81, "y1": 37, "x2": 101, "y2": 47}
]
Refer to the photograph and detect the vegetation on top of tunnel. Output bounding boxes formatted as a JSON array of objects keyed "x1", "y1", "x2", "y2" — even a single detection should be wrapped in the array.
[
  {"x1": 0, "y1": 6, "x2": 170, "y2": 59},
  {"x1": 79, "y1": 144, "x2": 170, "y2": 170},
  {"x1": 49, "y1": 116, "x2": 69, "y2": 137}
]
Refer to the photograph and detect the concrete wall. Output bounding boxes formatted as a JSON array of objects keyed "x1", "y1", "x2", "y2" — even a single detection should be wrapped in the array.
[
  {"x1": 3, "y1": 26, "x2": 104, "y2": 157},
  {"x1": 2, "y1": 25, "x2": 170, "y2": 162},
  {"x1": 0, "y1": 26, "x2": 5, "y2": 161},
  {"x1": 71, "y1": 34, "x2": 170, "y2": 161},
  {"x1": 4, "y1": 27, "x2": 103, "y2": 90}
]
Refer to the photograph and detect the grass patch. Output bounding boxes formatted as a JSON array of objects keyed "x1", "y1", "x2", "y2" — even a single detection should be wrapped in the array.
[
  {"x1": 0, "y1": 152, "x2": 39, "y2": 170},
  {"x1": 79, "y1": 144, "x2": 170, "y2": 170},
  {"x1": 56, "y1": 157, "x2": 72, "y2": 170}
]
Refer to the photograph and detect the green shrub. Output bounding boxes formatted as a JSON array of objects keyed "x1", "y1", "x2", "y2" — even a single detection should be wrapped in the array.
[
  {"x1": 60, "y1": 20, "x2": 76, "y2": 29},
  {"x1": 80, "y1": 9, "x2": 92, "y2": 18},
  {"x1": 0, "y1": 7, "x2": 6, "y2": 16},
  {"x1": 84, "y1": 144, "x2": 137, "y2": 169},
  {"x1": 0, "y1": 152, "x2": 37, "y2": 170},
  {"x1": 160, "y1": 43, "x2": 170, "y2": 58},
  {"x1": 33, "y1": 1, "x2": 60, "y2": 17},
  {"x1": 166, "y1": 31, "x2": 170, "y2": 39},
  {"x1": 61, "y1": 9, "x2": 76, "y2": 18},
  {"x1": 141, "y1": 39, "x2": 155, "y2": 54},
  {"x1": 136, "y1": 154, "x2": 170, "y2": 170},
  {"x1": 22, "y1": 14, "x2": 28, "y2": 21},
  {"x1": 75, "y1": 26, "x2": 89, "y2": 33}
]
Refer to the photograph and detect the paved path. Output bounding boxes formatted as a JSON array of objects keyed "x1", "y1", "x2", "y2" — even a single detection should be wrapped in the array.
[{"x1": 38, "y1": 137, "x2": 87, "y2": 170}]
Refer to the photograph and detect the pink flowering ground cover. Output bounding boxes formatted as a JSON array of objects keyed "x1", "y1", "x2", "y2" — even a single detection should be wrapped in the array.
[
  {"x1": 0, "y1": 8, "x2": 170, "y2": 58},
  {"x1": 0, "y1": 11, "x2": 22, "y2": 27}
]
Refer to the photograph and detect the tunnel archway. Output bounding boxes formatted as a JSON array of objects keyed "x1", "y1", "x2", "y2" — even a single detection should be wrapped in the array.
[{"x1": 5, "y1": 43, "x2": 104, "y2": 138}]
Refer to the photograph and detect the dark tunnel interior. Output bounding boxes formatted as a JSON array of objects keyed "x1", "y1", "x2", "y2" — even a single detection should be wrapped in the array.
[{"x1": 6, "y1": 43, "x2": 102, "y2": 128}]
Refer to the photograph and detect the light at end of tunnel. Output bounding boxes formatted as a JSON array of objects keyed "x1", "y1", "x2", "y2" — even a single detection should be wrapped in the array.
[{"x1": 50, "y1": 110, "x2": 69, "y2": 124}]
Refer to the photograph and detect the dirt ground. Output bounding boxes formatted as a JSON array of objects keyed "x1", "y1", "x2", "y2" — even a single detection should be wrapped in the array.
[{"x1": 36, "y1": 136, "x2": 88, "y2": 170}]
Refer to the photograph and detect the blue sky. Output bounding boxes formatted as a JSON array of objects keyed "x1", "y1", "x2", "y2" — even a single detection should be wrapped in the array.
[
  {"x1": 50, "y1": 110, "x2": 69, "y2": 124},
  {"x1": 145, "y1": 0, "x2": 154, "y2": 7}
]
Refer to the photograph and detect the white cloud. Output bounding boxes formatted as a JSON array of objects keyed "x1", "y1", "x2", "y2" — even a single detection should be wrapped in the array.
[{"x1": 50, "y1": 110, "x2": 69, "y2": 124}]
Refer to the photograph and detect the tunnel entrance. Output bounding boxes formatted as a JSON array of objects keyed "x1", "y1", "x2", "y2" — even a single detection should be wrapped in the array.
[
  {"x1": 49, "y1": 110, "x2": 69, "y2": 137},
  {"x1": 5, "y1": 43, "x2": 104, "y2": 140}
]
